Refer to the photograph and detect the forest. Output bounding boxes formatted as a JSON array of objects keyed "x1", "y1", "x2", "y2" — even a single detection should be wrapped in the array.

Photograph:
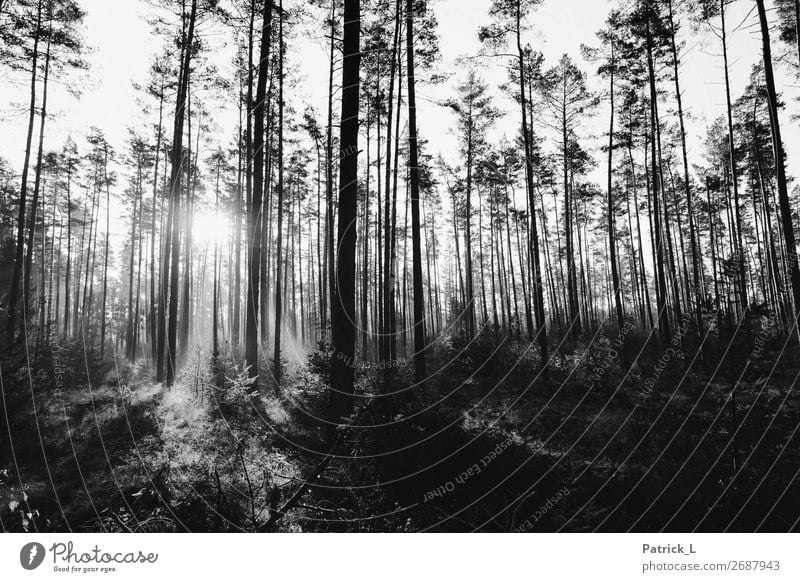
[{"x1": 2, "y1": 0, "x2": 800, "y2": 533}]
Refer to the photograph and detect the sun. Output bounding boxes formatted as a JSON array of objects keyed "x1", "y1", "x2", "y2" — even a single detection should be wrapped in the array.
[{"x1": 192, "y1": 208, "x2": 230, "y2": 247}]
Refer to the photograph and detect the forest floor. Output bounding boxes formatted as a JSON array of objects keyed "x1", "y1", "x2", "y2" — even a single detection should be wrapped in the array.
[{"x1": 3, "y1": 322, "x2": 800, "y2": 532}]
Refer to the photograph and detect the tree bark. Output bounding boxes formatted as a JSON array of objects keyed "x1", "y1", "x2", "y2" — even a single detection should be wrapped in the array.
[
  {"x1": 667, "y1": 0, "x2": 703, "y2": 337},
  {"x1": 755, "y1": 0, "x2": 800, "y2": 326},
  {"x1": 405, "y1": 0, "x2": 427, "y2": 384},
  {"x1": 382, "y1": 0, "x2": 401, "y2": 388},
  {"x1": 245, "y1": 0, "x2": 272, "y2": 386},
  {"x1": 607, "y1": 43, "x2": 624, "y2": 332},
  {"x1": 164, "y1": 0, "x2": 198, "y2": 386},
  {"x1": 721, "y1": 0, "x2": 748, "y2": 314},
  {"x1": 274, "y1": 0, "x2": 285, "y2": 384},
  {"x1": 8, "y1": 0, "x2": 43, "y2": 338},
  {"x1": 516, "y1": 0, "x2": 548, "y2": 370},
  {"x1": 646, "y1": 13, "x2": 671, "y2": 339},
  {"x1": 329, "y1": 0, "x2": 361, "y2": 432}
]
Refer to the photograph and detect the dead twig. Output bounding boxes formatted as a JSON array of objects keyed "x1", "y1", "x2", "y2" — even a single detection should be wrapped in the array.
[{"x1": 258, "y1": 405, "x2": 370, "y2": 531}]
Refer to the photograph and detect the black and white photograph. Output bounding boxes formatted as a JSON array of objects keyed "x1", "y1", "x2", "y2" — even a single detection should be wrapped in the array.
[{"x1": 1, "y1": 0, "x2": 800, "y2": 575}]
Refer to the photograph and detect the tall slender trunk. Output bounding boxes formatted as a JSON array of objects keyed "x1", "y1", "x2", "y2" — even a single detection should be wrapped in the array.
[
  {"x1": 514, "y1": 193, "x2": 533, "y2": 336},
  {"x1": 213, "y1": 158, "x2": 221, "y2": 358},
  {"x1": 261, "y1": 80, "x2": 274, "y2": 346},
  {"x1": 329, "y1": 0, "x2": 361, "y2": 430},
  {"x1": 63, "y1": 157, "x2": 73, "y2": 336},
  {"x1": 629, "y1": 136, "x2": 653, "y2": 329},
  {"x1": 315, "y1": 138, "x2": 323, "y2": 342},
  {"x1": 245, "y1": 0, "x2": 255, "y2": 258},
  {"x1": 667, "y1": 0, "x2": 702, "y2": 336},
  {"x1": 8, "y1": 0, "x2": 43, "y2": 338},
  {"x1": 324, "y1": 1, "x2": 336, "y2": 343},
  {"x1": 753, "y1": 93, "x2": 784, "y2": 319},
  {"x1": 51, "y1": 183, "x2": 60, "y2": 334},
  {"x1": 504, "y1": 184, "x2": 520, "y2": 337},
  {"x1": 755, "y1": 0, "x2": 800, "y2": 325},
  {"x1": 24, "y1": 17, "x2": 51, "y2": 329},
  {"x1": 164, "y1": 0, "x2": 198, "y2": 386},
  {"x1": 273, "y1": 0, "x2": 285, "y2": 384},
  {"x1": 707, "y1": 177, "x2": 720, "y2": 311},
  {"x1": 563, "y1": 86, "x2": 580, "y2": 338},
  {"x1": 382, "y1": 0, "x2": 401, "y2": 387},
  {"x1": 180, "y1": 95, "x2": 199, "y2": 358},
  {"x1": 77, "y1": 189, "x2": 93, "y2": 334},
  {"x1": 406, "y1": 0, "x2": 427, "y2": 387},
  {"x1": 654, "y1": 95, "x2": 683, "y2": 328},
  {"x1": 126, "y1": 163, "x2": 141, "y2": 360},
  {"x1": 156, "y1": 174, "x2": 173, "y2": 381},
  {"x1": 100, "y1": 148, "x2": 110, "y2": 358},
  {"x1": 646, "y1": 14, "x2": 671, "y2": 339},
  {"x1": 448, "y1": 175, "x2": 465, "y2": 329},
  {"x1": 721, "y1": 0, "x2": 748, "y2": 314},
  {"x1": 607, "y1": 43, "x2": 624, "y2": 331},
  {"x1": 246, "y1": 0, "x2": 272, "y2": 386},
  {"x1": 389, "y1": 34, "x2": 403, "y2": 365},
  {"x1": 464, "y1": 109, "x2": 476, "y2": 338},
  {"x1": 150, "y1": 79, "x2": 164, "y2": 362},
  {"x1": 361, "y1": 103, "x2": 370, "y2": 358},
  {"x1": 233, "y1": 115, "x2": 243, "y2": 350},
  {"x1": 516, "y1": 0, "x2": 548, "y2": 368}
]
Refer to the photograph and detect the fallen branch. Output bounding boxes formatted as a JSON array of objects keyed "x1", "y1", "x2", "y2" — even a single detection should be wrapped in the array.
[{"x1": 258, "y1": 406, "x2": 368, "y2": 531}]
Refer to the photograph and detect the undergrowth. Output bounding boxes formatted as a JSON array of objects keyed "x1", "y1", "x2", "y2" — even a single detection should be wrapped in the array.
[{"x1": 2, "y1": 321, "x2": 800, "y2": 532}]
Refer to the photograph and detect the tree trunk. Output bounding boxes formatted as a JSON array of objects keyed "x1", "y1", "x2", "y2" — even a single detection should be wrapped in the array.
[
  {"x1": 516, "y1": 0, "x2": 548, "y2": 369},
  {"x1": 755, "y1": 0, "x2": 800, "y2": 326},
  {"x1": 63, "y1": 156, "x2": 73, "y2": 336},
  {"x1": 324, "y1": 1, "x2": 336, "y2": 344},
  {"x1": 721, "y1": 0, "x2": 748, "y2": 314},
  {"x1": 274, "y1": 0, "x2": 286, "y2": 384},
  {"x1": 382, "y1": 0, "x2": 401, "y2": 387},
  {"x1": 465, "y1": 108, "x2": 476, "y2": 339},
  {"x1": 245, "y1": 0, "x2": 272, "y2": 386},
  {"x1": 126, "y1": 162, "x2": 141, "y2": 360},
  {"x1": 165, "y1": 0, "x2": 198, "y2": 386},
  {"x1": 150, "y1": 79, "x2": 164, "y2": 362},
  {"x1": 607, "y1": 43, "x2": 624, "y2": 332},
  {"x1": 24, "y1": 17, "x2": 51, "y2": 333},
  {"x1": 667, "y1": 0, "x2": 703, "y2": 337},
  {"x1": 563, "y1": 85, "x2": 580, "y2": 339},
  {"x1": 100, "y1": 148, "x2": 110, "y2": 358},
  {"x1": 646, "y1": 14, "x2": 671, "y2": 340},
  {"x1": 406, "y1": 0, "x2": 427, "y2": 388},
  {"x1": 8, "y1": 0, "x2": 43, "y2": 338},
  {"x1": 213, "y1": 158, "x2": 221, "y2": 359},
  {"x1": 329, "y1": 0, "x2": 361, "y2": 432}
]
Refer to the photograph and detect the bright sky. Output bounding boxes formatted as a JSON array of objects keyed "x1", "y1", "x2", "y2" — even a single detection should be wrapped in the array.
[{"x1": 1, "y1": 0, "x2": 798, "y2": 190}]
